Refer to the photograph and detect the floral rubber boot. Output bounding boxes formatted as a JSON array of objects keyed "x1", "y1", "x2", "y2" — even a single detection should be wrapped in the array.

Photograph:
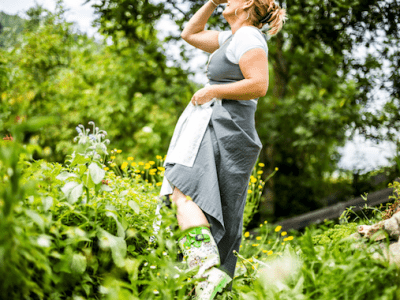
[
  {"x1": 193, "y1": 267, "x2": 232, "y2": 300},
  {"x1": 177, "y1": 226, "x2": 220, "y2": 279}
]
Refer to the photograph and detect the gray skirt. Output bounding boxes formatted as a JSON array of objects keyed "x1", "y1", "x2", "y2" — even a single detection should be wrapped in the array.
[{"x1": 164, "y1": 99, "x2": 262, "y2": 291}]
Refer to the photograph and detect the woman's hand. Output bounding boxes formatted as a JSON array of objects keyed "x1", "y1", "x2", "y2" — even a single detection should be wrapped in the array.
[{"x1": 191, "y1": 86, "x2": 218, "y2": 106}]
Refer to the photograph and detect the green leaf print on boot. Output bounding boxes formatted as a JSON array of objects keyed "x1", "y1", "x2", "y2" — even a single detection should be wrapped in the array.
[{"x1": 178, "y1": 226, "x2": 220, "y2": 279}]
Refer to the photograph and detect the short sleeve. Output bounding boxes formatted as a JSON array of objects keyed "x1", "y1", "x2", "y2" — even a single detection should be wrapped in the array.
[
  {"x1": 218, "y1": 31, "x2": 232, "y2": 46},
  {"x1": 226, "y1": 27, "x2": 268, "y2": 64}
]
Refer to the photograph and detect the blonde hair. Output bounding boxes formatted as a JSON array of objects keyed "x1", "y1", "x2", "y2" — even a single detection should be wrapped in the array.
[{"x1": 248, "y1": 0, "x2": 287, "y2": 36}]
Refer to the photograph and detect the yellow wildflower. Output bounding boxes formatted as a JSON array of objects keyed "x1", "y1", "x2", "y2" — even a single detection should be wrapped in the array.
[
  {"x1": 257, "y1": 170, "x2": 263, "y2": 175},
  {"x1": 281, "y1": 231, "x2": 287, "y2": 236},
  {"x1": 141, "y1": 171, "x2": 144, "y2": 174},
  {"x1": 262, "y1": 250, "x2": 267, "y2": 253},
  {"x1": 250, "y1": 176, "x2": 257, "y2": 183},
  {"x1": 110, "y1": 163, "x2": 116, "y2": 167},
  {"x1": 260, "y1": 224, "x2": 263, "y2": 227},
  {"x1": 121, "y1": 162, "x2": 128, "y2": 170},
  {"x1": 244, "y1": 232, "x2": 250, "y2": 238},
  {"x1": 158, "y1": 167, "x2": 165, "y2": 171},
  {"x1": 149, "y1": 161, "x2": 155, "y2": 165},
  {"x1": 275, "y1": 167, "x2": 279, "y2": 171},
  {"x1": 287, "y1": 236, "x2": 294, "y2": 241},
  {"x1": 136, "y1": 175, "x2": 141, "y2": 179},
  {"x1": 258, "y1": 163, "x2": 265, "y2": 167},
  {"x1": 110, "y1": 156, "x2": 116, "y2": 160},
  {"x1": 127, "y1": 157, "x2": 134, "y2": 161},
  {"x1": 275, "y1": 225, "x2": 282, "y2": 232},
  {"x1": 138, "y1": 162, "x2": 144, "y2": 166},
  {"x1": 240, "y1": 245, "x2": 243, "y2": 248},
  {"x1": 156, "y1": 155, "x2": 162, "y2": 160},
  {"x1": 282, "y1": 242, "x2": 285, "y2": 245},
  {"x1": 258, "y1": 185, "x2": 263, "y2": 189},
  {"x1": 144, "y1": 164, "x2": 151, "y2": 169},
  {"x1": 131, "y1": 162, "x2": 137, "y2": 167},
  {"x1": 248, "y1": 190, "x2": 252, "y2": 194},
  {"x1": 117, "y1": 150, "x2": 122, "y2": 153},
  {"x1": 267, "y1": 250, "x2": 273, "y2": 255},
  {"x1": 104, "y1": 167, "x2": 109, "y2": 171},
  {"x1": 256, "y1": 236, "x2": 262, "y2": 240},
  {"x1": 264, "y1": 220, "x2": 268, "y2": 224}
]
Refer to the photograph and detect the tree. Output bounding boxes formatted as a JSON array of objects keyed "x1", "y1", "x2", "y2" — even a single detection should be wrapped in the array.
[{"x1": 0, "y1": 3, "x2": 195, "y2": 162}]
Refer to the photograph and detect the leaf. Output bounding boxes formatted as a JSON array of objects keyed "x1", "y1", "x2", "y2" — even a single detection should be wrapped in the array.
[
  {"x1": 42, "y1": 196, "x2": 53, "y2": 212},
  {"x1": 61, "y1": 181, "x2": 80, "y2": 198},
  {"x1": 97, "y1": 228, "x2": 127, "y2": 268},
  {"x1": 70, "y1": 153, "x2": 90, "y2": 167},
  {"x1": 119, "y1": 190, "x2": 129, "y2": 197},
  {"x1": 61, "y1": 181, "x2": 84, "y2": 204},
  {"x1": 56, "y1": 171, "x2": 78, "y2": 181},
  {"x1": 100, "y1": 184, "x2": 112, "y2": 192},
  {"x1": 82, "y1": 172, "x2": 95, "y2": 189},
  {"x1": 25, "y1": 210, "x2": 45, "y2": 232},
  {"x1": 106, "y1": 211, "x2": 125, "y2": 238},
  {"x1": 89, "y1": 162, "x2": 105, "y2": 184},
  {"x1": 71, "y1": 253, "x2": 87, "y2": 275},
  {"x1": 128, "y1": 200, "x2": 140, "y2": 214}
]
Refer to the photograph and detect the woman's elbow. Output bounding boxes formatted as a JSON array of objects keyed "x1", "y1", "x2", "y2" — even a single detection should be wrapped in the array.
[
  {"x1": 257, "y1": 82, "x2": 268, "y2": 97},
  {"x1": 180, "y1": 32, "x2": 187, "y2": 41},
  {"x1": 181, "y1": 30, "x2": 190, "y2": 42}
]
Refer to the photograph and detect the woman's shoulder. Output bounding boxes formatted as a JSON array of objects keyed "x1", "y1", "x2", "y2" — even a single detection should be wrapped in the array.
[
  {"x1": 234, "y1": 26, "x2": 267, "y2": 44},
  {"x1": 226, "y1": 26, "x2": 268, "y2": 64}
]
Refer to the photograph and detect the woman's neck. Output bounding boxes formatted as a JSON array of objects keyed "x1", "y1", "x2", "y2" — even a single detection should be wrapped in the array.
[{"x1": 229, "y1": 21, "x2": 256, "y2": 34}]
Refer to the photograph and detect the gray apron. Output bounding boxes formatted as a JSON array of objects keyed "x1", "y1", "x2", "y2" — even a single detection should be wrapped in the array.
[{"x1": 164, "y1": 33, "x2": 264, "y2": 291}]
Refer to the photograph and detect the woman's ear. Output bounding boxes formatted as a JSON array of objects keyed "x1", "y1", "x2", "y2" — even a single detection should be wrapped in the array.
[{"x1": 242, "y1": 0, "x2": 255, "y2": 10}]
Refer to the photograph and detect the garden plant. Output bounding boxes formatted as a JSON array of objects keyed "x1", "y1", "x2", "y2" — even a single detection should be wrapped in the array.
[{"x1": 1, "y1": 119, "x2": 400, "y2": 299}]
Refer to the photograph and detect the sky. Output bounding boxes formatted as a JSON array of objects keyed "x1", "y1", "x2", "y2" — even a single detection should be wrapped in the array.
[{"x1": 0, "y1": 0, "x2": 397, "y2": 173}]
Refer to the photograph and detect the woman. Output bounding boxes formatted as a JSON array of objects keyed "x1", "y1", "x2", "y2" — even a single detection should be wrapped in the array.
[{"x1": 159, "y1": 0, "x2": 287, "y2": 298}]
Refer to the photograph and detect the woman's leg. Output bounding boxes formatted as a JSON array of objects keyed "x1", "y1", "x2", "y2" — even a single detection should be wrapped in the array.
[{"x1": 171, "y1": 187, "x2": 210, "y2": 231}]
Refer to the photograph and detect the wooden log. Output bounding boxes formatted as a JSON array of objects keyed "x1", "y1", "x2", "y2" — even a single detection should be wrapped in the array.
[{"x1": 274, "y1": 188, "x2": 394, "y2": 231}]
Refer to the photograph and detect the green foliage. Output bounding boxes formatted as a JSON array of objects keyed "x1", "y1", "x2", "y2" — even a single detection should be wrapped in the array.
[
  {"x1": 1, "y1": 119, "x2": 400, "y2": 299},
  {"x1": 3, "y1": 0, "x2": 399, "y2": 221},
  {"x1": 0, "y1": 4, "x2": 195, "y2": 163},
  {"x1": 312, "y1": 223, "x2": 358, "y2": 246}
]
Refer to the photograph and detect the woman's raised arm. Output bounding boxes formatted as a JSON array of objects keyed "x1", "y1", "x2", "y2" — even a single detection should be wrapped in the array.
[{"x1": 181, "y1": 0, "x2": 226, "y2": 53}]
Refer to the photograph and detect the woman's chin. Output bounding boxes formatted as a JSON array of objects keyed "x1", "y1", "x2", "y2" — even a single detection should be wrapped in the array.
[{"x1": 222, "y1": 10, "x2": 232, "y2": 20}]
